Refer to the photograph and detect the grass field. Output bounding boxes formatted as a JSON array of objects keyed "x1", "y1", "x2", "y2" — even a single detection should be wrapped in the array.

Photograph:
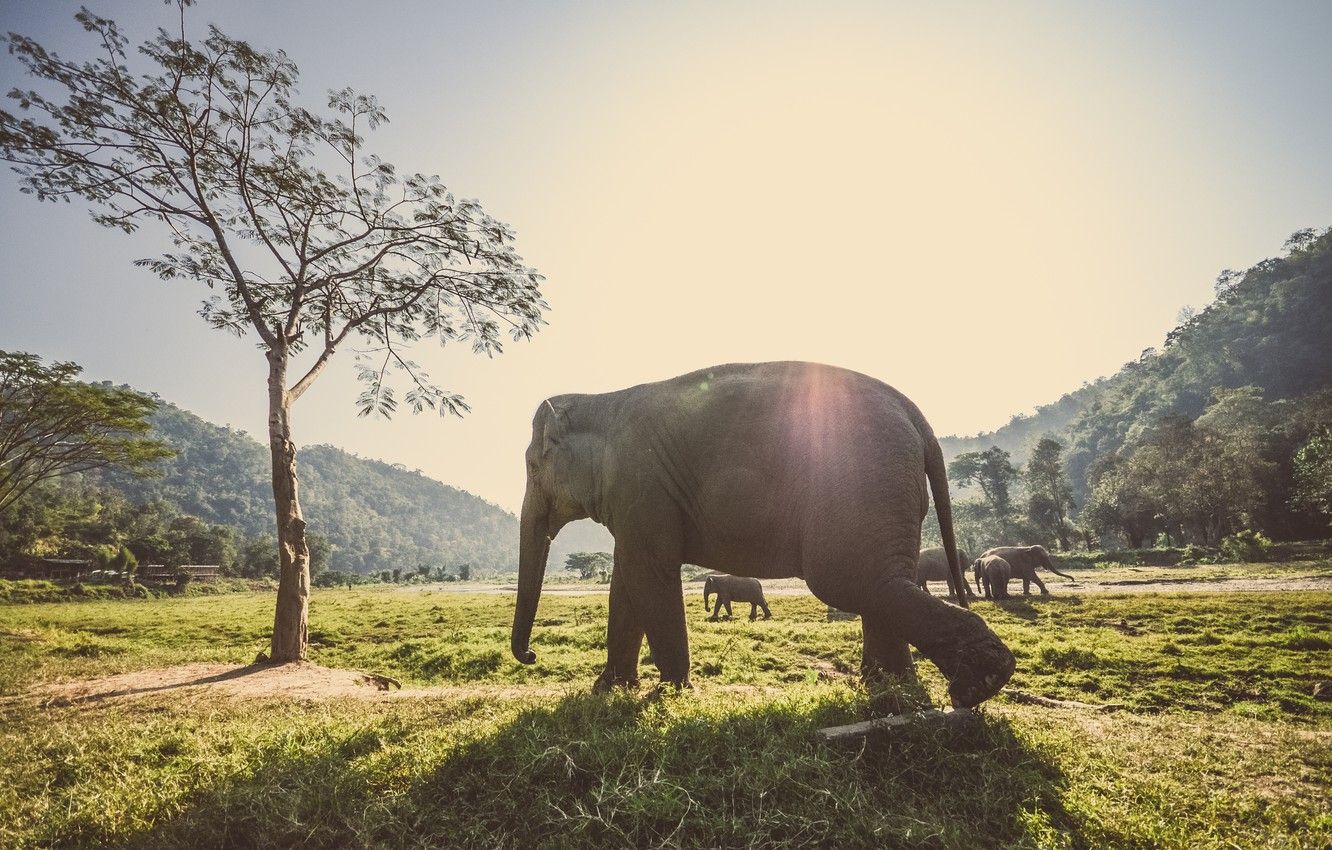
[{"x1": 1, "y1": 578, "x2": 1329, "y2": 848}]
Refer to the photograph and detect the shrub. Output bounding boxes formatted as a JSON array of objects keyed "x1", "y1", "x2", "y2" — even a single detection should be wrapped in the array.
[{"x1": 1218, "y1": 529, "x2": 1272, "y2": 563}]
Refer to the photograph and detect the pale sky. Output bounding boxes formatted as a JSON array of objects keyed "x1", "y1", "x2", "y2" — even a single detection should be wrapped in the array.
[{"x1": 2, "y1": 1, "x2": 1330, "y2": 513}]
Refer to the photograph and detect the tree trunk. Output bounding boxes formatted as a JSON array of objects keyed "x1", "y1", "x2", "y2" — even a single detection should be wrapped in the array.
[{"x1": 267, "y1": 349, "x2": 310, "y2": 662}]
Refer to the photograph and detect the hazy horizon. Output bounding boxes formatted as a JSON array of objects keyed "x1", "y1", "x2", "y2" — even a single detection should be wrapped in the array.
[{"x1": 2, "y1": 1, "x2": 1330, "y2": 512}]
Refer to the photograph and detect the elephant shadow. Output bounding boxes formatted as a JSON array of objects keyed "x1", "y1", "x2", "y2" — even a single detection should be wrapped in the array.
[
  {"x1": 112, "y1": 690, "x2": 1085, "y2": 848},
  {"x1": 395, "y1": 692, "x2": 1078, "y2": 846}
]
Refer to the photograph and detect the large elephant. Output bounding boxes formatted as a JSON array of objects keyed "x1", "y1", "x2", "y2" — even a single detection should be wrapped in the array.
[
  {"x1": 978, "y1": 545, "x2": 1075, "y2": 594},
  {"x1": 916, "y1": 546, "x2": 974, "y2": 598},
  {"x1": 703, "y1": 574, "x2": 771, "y2": 621},
  {"x1": 974, "y1": 555, "x2": 1012, "y2": 600},
  {"x1": 511, "y1": 361, "x2": 1015, "y2": 709}
]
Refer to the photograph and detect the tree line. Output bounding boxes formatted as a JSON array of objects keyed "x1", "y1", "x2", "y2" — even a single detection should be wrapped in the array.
[{"x1": 932, "y1": 228, "x2": 1332, "y2": 552}]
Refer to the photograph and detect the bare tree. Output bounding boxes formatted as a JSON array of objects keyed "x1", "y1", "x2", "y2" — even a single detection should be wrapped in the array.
[{"x1": 0, "y1": 4, "x2": 546, "y2": 660}]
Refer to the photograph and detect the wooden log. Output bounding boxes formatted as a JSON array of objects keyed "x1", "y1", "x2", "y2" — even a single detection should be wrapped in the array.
[{"x1": 817, "y1": 709, "x2": 978, "y2": 744}]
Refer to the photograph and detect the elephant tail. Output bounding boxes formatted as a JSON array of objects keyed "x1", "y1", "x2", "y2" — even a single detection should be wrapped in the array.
[{"x1": 925, "y1": 437, "x2": 969, "y2": 609}]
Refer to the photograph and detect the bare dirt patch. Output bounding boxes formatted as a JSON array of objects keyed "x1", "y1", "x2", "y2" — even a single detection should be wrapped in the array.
[{"x1": 31, "y1": 662, "x2": 568, "y2": 705}]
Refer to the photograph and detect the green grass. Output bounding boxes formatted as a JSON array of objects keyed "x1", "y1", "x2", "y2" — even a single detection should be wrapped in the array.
[{"x1": 1, "y1": 586, "x2": 1329, "y2": 848}]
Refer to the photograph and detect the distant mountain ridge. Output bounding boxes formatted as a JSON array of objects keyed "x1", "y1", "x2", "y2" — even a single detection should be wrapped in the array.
[
  {"x1": 101, "y1": 401, "x2": 523, "y2": 573},
  {"x1": 940, "y1": 228, "x2": 1332, "y2": 498}
]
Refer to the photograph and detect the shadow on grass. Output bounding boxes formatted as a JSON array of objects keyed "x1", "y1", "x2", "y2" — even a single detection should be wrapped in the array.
[
  {"x1": 102, "y1": 691, "x2": 1093, "y2": 850},
  {"x1": 43, "y1": 663, "x2": 272, "y2": 705},
  {"x1": 993, "y1": 595, "x2": 1087, "y2": 621}
]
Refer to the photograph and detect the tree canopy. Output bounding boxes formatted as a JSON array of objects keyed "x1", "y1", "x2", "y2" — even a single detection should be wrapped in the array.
[{"x1": 0, "y1": 351, "x2": 172, "y2": 514}]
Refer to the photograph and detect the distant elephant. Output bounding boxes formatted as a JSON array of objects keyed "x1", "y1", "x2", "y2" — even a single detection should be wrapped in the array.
[
  {"x1": 974, "y1": 555, "x2": 1012, "y2": 600},
  {"x1": 978, "y1": 545, "x2": 1075, "y2": 594},
  {"x1": 916, "y1": 546, "x2": 974, "y2": 598},
  {"x1": 703, "y1": 574, "x2": 771, "y2": 621},
  {"x1": 510, "y1": 361, "x2": 1015, "y2": 709}
]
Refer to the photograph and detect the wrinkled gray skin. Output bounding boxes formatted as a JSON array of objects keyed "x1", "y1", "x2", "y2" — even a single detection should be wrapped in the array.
[
  {"x1": 974, "y1": 556, "x2": 1012, "y2": 599},
  {"x1": 917, "y1": 546, "x2": 974, "y2": 598},
  {"x1": 979, "y1": 545, "x2": 1075, "y2": 594},
  {"x1": 704, "y1": 574, "x2": 771, "y2": 621},
  {"x1": 511, "y1": 362, "x2": 1015, "y2": 709}
]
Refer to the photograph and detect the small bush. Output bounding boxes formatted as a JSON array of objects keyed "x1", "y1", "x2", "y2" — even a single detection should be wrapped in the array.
[{"x1": 1219, "y1": 529, "x2": 1273, "y2": 563}]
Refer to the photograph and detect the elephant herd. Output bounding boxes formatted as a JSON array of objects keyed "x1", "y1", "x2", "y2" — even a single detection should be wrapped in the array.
[
  {"x1": 702, "y1": 543, "x2": 1072, "y2": 622},
  {"x1": 511, "y1": 361, "x2": 1062, "y2": 709},
  {"x1": 916, "y1": 544, "x2": 1076, "y2": 599}
]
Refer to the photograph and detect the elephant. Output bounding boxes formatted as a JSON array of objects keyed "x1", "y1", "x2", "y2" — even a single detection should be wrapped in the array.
[
  {"x1": 978, "y1": 545, "x2": 1075, "y2": 594},
  {"x1": 510, "y1": 361, "x2": 1015, "y2": 709},
  {"x1": 974, "y1": 555, "x2": 1012, "y2": 600},
  {"x1": 703, "y1": 574, "x2": 772, "y2": 621},
  {"x1": 916, "y1": 546, "x2": 974, "y2": 598}
]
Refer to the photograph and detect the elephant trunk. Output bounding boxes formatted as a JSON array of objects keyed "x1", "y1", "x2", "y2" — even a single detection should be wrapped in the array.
[
  {"x1": 511, "y1": 484, "x2": 551, "y2": 665},
  {"x1": 704, "y1": 579, "x2": 714, "y2": 613}
]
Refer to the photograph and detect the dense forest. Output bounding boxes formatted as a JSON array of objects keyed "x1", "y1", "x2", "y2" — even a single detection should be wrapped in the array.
[
  {"x1": 0, "y1": 400, "x2": 519, "y2": 575},
  {"x1": 935, "y1": 227, "x2": 1332, "y2": 552}
]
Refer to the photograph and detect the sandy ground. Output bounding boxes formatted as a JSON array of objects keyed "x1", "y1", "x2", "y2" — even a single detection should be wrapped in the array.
[{"x1": 427, "y1": 575, "x2": 1332, "y2": 597}]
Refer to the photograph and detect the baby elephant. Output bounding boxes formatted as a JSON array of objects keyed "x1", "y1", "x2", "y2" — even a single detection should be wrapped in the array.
[
  {"x1": 974, "y1": 556, "x2": 1013, "y2": 600},
  {"x1": 704, "y1": 574, "x2": 772, "y2": 621},
  {"x1": 916, "y1": 546, "x2": 974, "y2": 598}
]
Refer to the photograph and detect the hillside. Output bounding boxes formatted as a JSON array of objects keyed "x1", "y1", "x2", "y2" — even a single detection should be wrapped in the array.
[
  {"x1": 99, "y1": 402, "x2": 522, "y2": 573},
  {"x1": 940, "y1": 227, "x2": 1332, "y2": 498}
]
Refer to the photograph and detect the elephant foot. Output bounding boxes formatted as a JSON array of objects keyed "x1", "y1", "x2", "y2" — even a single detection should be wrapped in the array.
[
  {"x1": 707, "y1": 616, "x2": 719, "y2": 622},
  {"x1": 647, "y1": 678, "x2": 693, "y2": 699},
  {"x1": 592, "y1": 672, "x2": 640, "y2": 694},
  {"x1": 748, "y1": 615, "x2": 758, "y2": 621},
  {"x1": 943, "y1": 632, "x2": 1016, "y2": 709}
]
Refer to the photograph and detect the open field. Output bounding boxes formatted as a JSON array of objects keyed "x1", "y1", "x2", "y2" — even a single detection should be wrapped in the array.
[{"x1": 1, "y1": 579, "x2": 1330, "y2": 848}]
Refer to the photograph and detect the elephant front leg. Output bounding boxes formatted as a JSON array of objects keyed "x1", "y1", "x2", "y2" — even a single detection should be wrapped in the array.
[
  {"x1": 1030, "y1": 573, "x2": 1050, "y2": 594},
  {"x1": 616, "y1": 539, "x2": 691, "y2": 689},
  {"x1": 748, "y1": 602, "x2": 759, "y2": 621},
  {"x1": 594, "y1": 574, "x2": 644, "y2": 692}
]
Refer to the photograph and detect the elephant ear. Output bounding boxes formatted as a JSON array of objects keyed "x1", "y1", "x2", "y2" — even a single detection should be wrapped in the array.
[{"x1": 541, "y1": 399, "x2": 569, "y2": 457}]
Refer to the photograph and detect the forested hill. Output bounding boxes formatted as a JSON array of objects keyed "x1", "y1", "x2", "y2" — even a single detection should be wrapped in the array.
[
  {"x1": 939, "y1": 227, "x2": 1332, "y2": 491},
  {"x1": 102, "y1": 402, "x2": 519, "y2": 573}
]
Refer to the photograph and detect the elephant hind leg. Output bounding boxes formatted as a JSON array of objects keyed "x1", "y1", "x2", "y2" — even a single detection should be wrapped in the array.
[
  {"x1": 811, "y1": 570, "x2": 1014, "y2": 709},
  {"x1": 861, "y1": 615, "x2": 913, "y2": 678},
  {"x1": 760, "y1": 600, "x2": 772, "y2": 619}
]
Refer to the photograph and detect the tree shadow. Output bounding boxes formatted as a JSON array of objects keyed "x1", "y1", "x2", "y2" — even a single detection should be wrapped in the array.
[
  {"x1": 993, "y1": 595, "x2": 1086, "y2": 620},
  {"x1": 104, "y1": 689, "x2": 1095, "y2": 849},
  {"x1": 43, "y1": 663, "x2": 272, "y2": 706}
]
